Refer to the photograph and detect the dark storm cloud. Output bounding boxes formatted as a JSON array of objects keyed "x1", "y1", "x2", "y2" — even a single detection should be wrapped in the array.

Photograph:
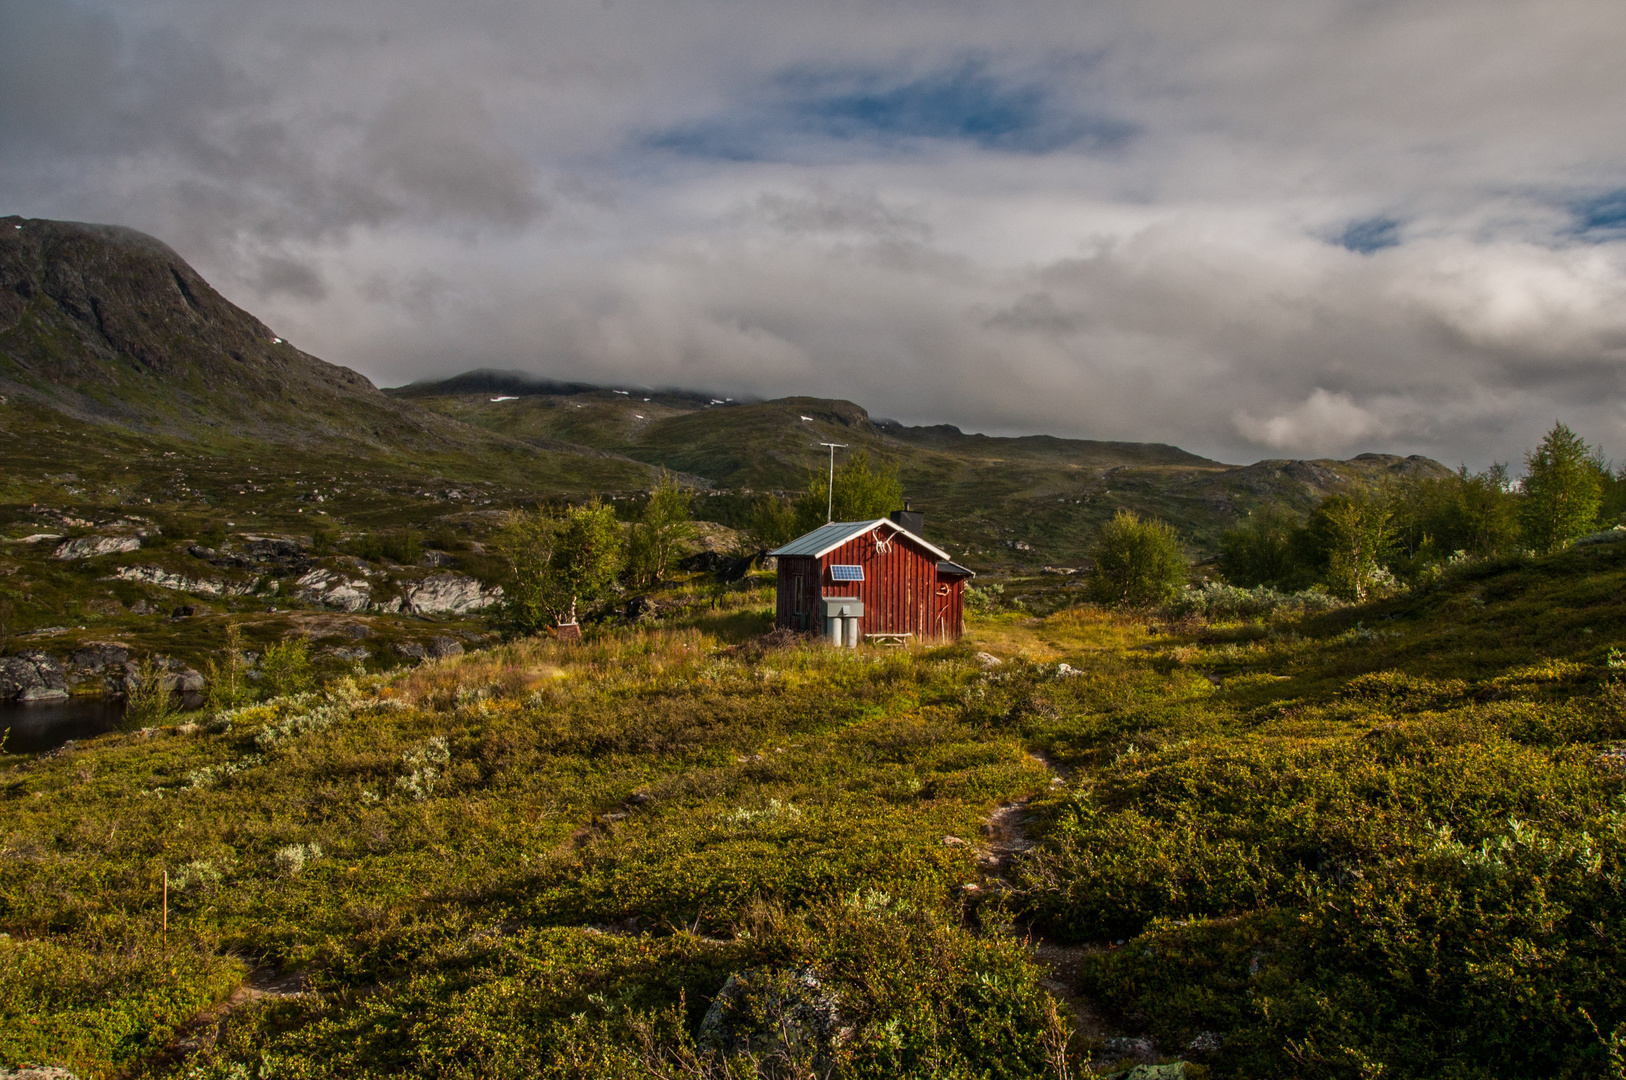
[
  {"x1": 364, "y1": 84, "x2": 545, "y2": 227},
  {"x1": 0, "y1": 1, "x2": 121, "y2": 143},
  {"x1": 252, "y1": 255, "x2": 328, "y2": 302},
  {"x1": 6, "y1": 0, "x2": 1626, "y2": 467}
]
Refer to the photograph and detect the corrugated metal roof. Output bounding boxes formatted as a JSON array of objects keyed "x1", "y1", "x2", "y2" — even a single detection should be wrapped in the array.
[
  {"x1": 936, "y1": 560, "x2": 976, "y2": 578},
  {"x1": 769, "y1": 520, "x2": 882, "y2": 557},
  {"x1": 769, "y1": 519, "x2": 954, "y2": 562}
]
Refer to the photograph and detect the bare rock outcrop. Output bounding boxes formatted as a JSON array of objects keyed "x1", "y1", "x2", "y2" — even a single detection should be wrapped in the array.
[
  {"x1": 52, "y1": 535, "x2": 141, "y2": 559},
  {"x1": 292, "y1": 567, "x2": 374, "y2": 612},
  {"x1": 0, "y1": 652, "x2": 70, "y2": 702},
  {"x1": 401, "y1": 573, "x2": 501, "y2": 615},
  {"x1": 114, "y1": 565, "x2": 256, "y2": 597}
]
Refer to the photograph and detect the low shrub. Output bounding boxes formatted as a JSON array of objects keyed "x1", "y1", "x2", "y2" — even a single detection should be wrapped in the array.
[
  {"x1": 260, "y1": 638, "x2": 313, "y2": 698},
  {"x1": 1165, "y1": 581, "x2": 1344, "y2": 620},
  {"x1": 123, "y1": 655, "x2": 179, "y2": 727}
]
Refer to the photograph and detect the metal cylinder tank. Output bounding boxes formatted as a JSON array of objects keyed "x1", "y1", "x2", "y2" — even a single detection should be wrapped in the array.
[{"x1": 821, "y1": 597, "x2": 865, "y2": 648}]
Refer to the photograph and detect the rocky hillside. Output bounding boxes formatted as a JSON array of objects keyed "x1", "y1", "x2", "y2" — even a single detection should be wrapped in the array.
[
  {"x1": 0, "y1": 218, "x2": 666, "y2": 501},
  {"x1": 396, "y1": 372, "x2": 1451, "y2": 561}
]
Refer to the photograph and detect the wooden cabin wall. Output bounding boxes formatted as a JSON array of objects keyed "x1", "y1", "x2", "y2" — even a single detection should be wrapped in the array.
[
  {"x1": 931, "y1": 575, "x2": 966, "y2": 640},
  {"x1": 776, "y1": 529, "x2": 968, "y2": 641},
  {"x1": 818, "y1": 532, "x2": 943, "y2": 639},
  {"x1": 774, "y1": 555, "x2": 821, "y2": 631}
]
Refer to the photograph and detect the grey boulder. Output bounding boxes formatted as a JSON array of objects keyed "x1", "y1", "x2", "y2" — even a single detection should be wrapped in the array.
[
  {"x1": 402, "y1": 573, "x2": 500, "y2": 615},
  {"x1": 70, "y1": 642, "x2": 130, "y2": 671},
  {"x1": 0, "y1": 652, "x2": 70, "y2": 702},
  {"x1": 698, "y1": 967, "x2": 849, "y2": 1067}
]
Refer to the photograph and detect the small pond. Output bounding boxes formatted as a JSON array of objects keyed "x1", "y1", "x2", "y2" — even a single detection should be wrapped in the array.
[{"x1": 1, "y1": 694, "x2": 203, "y2": 754}]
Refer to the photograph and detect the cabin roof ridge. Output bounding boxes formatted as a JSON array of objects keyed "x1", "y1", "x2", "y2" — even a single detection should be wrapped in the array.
[{"x1": 769, "y1": 518, "x2": 953, "y2": 562}]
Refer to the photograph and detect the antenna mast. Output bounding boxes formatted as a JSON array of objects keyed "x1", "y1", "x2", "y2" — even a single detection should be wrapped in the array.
[{"x1": 818, "y1": 442, "x2": 848, "y2": 522}]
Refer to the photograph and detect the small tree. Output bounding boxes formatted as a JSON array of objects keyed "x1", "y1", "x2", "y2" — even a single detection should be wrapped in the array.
[
  {"x1": 1087, "y1": 511, "x2": 1187, "y2": 607},
  {"x1": 1218, "y1": 505, "x2": 1303, "y2": 588},
  {"x1": 795, "y1": 451, "x2": 904, "y2": 531},
  {"x1": 1308, "y1": 489, "x2": 1396, "y2": 601},
  {"x1": 1451, "y1": 463, "x2": 1522, "y2": 559},
  {"x1": 124, "y1": 656, "x2": 179, "y2": 727},
  {"x1": 1598, "y1": 459, "x2": 1626, "y2": 526},
  {"x1": 204, "y1": 622, "x2": 252, "y2": 712},
  {"x1": 626, "y1": 471, "x2": 696, "y2": 586},
  {"x1": 260, "y1": 638, "x2": 313, "y2": 697},
  {"x1": 747, "y1": 495, "x2": 801, "y2": 551},
  {"x1": 494, "y1": 500, "x2": 624, "y2": 635},
  {"x1": 1521, "y1": 423, "x2": 1603, "y2": 553},
  {"x1": 492, "y1": 504, "x2": 560, "y2": 637},
  {"x1": 1382, "y1": 465, "x2": 1517, "y2": 576}
]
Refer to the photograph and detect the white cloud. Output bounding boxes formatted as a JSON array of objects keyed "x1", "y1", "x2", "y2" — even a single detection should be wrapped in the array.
[
  {"x1": 7, "y1": 0, "x2": 1626, "y2": 467},
  {"x1": 1234, "y1": 390, "x2": 1386, "y2": 457}
]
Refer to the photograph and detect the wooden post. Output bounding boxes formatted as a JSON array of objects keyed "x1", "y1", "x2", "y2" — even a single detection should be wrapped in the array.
[{"x1": 162, "y1": 868, "x2": 168, "y2": 943}]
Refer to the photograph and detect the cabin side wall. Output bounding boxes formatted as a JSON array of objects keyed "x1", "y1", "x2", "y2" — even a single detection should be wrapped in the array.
[
  {"x1": 774, "y1": 556, "x2": 822, "y2": 631},
  {"x1": 930, "y1": 574, "x2": 966, "y2": 640},
  {"x1": 817, "y1": 532, "x2": 944, "y2": 639}
]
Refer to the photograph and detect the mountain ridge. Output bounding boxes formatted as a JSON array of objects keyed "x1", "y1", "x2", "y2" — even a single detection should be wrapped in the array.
[{"x1": 0, "y1": 216, "x2": 1453, "y2": 566}]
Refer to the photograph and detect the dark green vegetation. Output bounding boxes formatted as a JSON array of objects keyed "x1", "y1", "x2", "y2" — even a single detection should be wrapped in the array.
[
  {"x1": 5, "y1": 539, "x2": 1626, "y2": 1077},
  {"x1": 1215, "y1": 424, "x2": 1626, "y2": 603}
]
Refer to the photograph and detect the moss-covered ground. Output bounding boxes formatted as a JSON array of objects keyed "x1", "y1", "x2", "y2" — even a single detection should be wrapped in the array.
[{"x1": 4, "y1": 542, "x2": 1626, "y2": 1078}]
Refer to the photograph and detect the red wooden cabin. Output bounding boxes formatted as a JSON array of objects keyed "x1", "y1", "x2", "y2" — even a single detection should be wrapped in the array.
[{"x1": 769, "y1": 509, "x2": 974, "y2": 644}]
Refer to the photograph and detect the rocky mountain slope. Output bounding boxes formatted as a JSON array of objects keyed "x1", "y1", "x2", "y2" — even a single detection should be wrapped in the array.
[
  {"x1": 1, "y1": 217, "x2": 418, "y2": 444},
  {"x1": 394, "y1": 370, "x2": 1450, "y2": 560},
  {"x1": 0, "y1": 217, "x2": 659, "y2": 494}
]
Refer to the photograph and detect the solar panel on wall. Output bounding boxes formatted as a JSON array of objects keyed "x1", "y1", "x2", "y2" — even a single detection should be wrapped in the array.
[{"x1": 829, "y1": 565, "x2": 864, "y2": 582}]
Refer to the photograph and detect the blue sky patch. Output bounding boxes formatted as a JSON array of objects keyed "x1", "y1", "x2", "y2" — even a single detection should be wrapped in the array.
[
  {"x1": 1337, "y1": 217, "x2": 1403, "y2": 253},
  {"x1": 1571, "y1": 189, "x2": 1626, "y2": 236},
  {"x1": 647, "y1": 61, "x2": 1133, "y2": 161}
]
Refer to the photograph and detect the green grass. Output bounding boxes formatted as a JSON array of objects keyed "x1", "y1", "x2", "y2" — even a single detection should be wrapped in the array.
[
  {"x1": 1001, "y1": 541, "x2": 1626, "y2": 1077},
  {"x1": 6, "y1": 539, "x2": 1626, "y2": 1077},
  {"x1": 0, "y1": 630, "x2": 1065, "y2": 1078}
]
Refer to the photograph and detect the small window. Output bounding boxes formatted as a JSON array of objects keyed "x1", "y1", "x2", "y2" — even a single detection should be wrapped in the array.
[
  {"x1": 792, "y1": 576, "x2": 804, "y2": 615},
  {"x1": 829, "y1": 565, "x2": 865, "y2": 582}
]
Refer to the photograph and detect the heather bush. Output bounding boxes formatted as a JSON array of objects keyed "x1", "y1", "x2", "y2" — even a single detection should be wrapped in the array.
[{"x1": 1165, "y1": 581, "x2": 1342, "y2": 620}]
